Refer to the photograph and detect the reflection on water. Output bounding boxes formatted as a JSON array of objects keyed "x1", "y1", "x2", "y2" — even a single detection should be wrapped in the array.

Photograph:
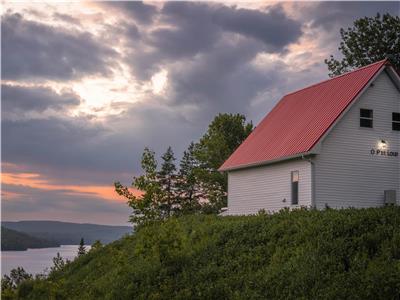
[{"x1": 1, "y1": 245, "x2": 90, "y2": 276}]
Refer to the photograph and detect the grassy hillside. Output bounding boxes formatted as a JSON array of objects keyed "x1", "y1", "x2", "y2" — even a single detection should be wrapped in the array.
[
  {"x1": 2, "y1": 221, "x2": 132, "y2": 244},
  {"x1": 1, "y1": 227, "x2": 60, "y2": 251},
  {"x1": 13, "y1": 207, "x2": 400, "y2": 299}
]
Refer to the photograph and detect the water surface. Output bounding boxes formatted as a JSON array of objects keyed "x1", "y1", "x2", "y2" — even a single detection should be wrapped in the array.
[{"x1": 1, "y1": 245, "x2": 85, "y2": 276}]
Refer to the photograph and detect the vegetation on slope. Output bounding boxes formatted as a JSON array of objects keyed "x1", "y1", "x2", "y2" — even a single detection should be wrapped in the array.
[
  {"x1": 1, "y1": 227, "x2": 59, "y2": 251},
  {"x1": 10, "y1": 206, "x2": 400, "y2": 299}
]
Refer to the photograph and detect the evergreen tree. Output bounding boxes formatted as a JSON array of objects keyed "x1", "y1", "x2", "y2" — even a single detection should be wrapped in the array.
[
  {"x1": 158, "y1": 146, "x2": 177, "y2": 217},
  {"x1": 176, "y1": 142, "x2": 203, "y2": 213},
  {"x1": 77, "y1": 238, "x2": 86, "y2": 256},
  {"x1": 51, "y1": 252, "x2": 66, "y2": 272},
  {"x1": 325, "y1": 13, "x2": 400, "y2": 77}
]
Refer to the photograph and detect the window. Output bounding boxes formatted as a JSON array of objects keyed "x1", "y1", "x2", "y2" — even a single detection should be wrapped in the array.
[
  {"x1": 360, "y1": 109, "x2": 373, "y2": 128},
  {"x1": 291, "y1": 171, "x2": 299, "y2": 205},
  {"x1": 393, "y1": 112, "x2": 400, "y2": 131}
]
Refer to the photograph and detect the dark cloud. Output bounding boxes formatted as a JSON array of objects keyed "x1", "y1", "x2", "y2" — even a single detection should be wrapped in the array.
[
  {"x1": 2, "y1": 84, "x2": 80, "y2": 116},
  {"x1": 113, "y1": 1, "x2": 157, "y2": 24},
  {"x1": 2, "y1": 117, "x2": 108, "y2": 172},
  {"x1": 128, "y1": 2, "x2": 302, "y2": 80},
  {"x1": 214, "y1": 5, "x2": 302, "y2": 51},
  {"x1": 1, "y1": 12, "x2": 117, "y2": 80},
  {"x1": 309, "y1": 1, "x2": 399, "y2": 30},
  {"x1": 53, "y1": 12, "x2": 81, "y2": 25},
  {"x1": 102, "y1": 1, "x2": 158, "y2": 24},
  {"x1": 161, "y1": 3, "x2": 302, "y2": 50}
]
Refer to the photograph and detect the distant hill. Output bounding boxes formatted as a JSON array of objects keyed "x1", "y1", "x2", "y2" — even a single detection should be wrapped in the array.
[
  {"x1": 1, "y1": 227, "x2": 60, "y2": 251},
  {"x1": 2, "y1": 221, "x2": 132, "y2": 245}
]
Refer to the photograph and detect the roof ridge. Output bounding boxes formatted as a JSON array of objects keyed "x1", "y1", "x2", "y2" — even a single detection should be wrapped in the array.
[{"x1": 284, "y1": 59, "x2": 387, "y2": 98}]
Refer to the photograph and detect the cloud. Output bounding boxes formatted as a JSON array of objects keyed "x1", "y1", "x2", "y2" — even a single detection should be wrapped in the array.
[
  {"x1": 1, "y1": 12, "x2": 117, "y2": 80},
  {"x1": 2, "y1": 84, "x2": 81, "y2": 118},
  {"x1": 2, "y1": 1, "x2": 395, "y2": 224},
  {"x1": 308, "y1": 1, "x2": 399, "y2": 31},
  {"x1": 104, "y1": 1, "x2": 158, "y2": 24},
  {"x1": 127, "y1": 2, "x2": 303, "y2": 80}
]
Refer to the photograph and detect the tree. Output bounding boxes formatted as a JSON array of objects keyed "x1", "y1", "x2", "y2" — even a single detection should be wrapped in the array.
[
  {"x1": 195, "y1": 113, "x2": 253, "y2": 211},
  {"x1": 91, "y1": 240, "x2": 103, "y2": 251},
  {"x1": 176, "y1": 142, "x2": 203, "y2": 213},
  {"x1": 115, "y1": 147, "x2": 166, "y2": 226},
  {"x1": 51, "y1": 252, "x2": 66, "y2": 272},
  {"x1": 325, "y1": 13, "x2": 400, "y2": 77},
  {"x1": 158, "y1": 147, "x2": 177, "y2": 217},
  {"x1": 77, "y1": 238, "x2": 86, "y2": 256},
  {"x1": 1, "y1": 267, "x2": 32, "y2": 290}
]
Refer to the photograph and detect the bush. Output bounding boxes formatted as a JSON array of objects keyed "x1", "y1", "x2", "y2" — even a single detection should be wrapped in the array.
[{"x1": 15, "y1": 207, "x2": 400, "y2": 299}]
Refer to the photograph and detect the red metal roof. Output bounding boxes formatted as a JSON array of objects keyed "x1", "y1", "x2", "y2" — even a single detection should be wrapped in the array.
[{"x1": 220, "y1": 59, "x2": 389, "y2": 171}]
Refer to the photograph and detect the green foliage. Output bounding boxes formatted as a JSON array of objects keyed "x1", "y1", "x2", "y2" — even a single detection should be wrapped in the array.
[
  {"x1": 115, "y1": 147, "x2": 165, "y2": 226},
  {"x1": 15, "y1": 207, "x2": 400, "y2": 299},
  {"x1": 78, "y1": 238, "x2": 87, "y2": 257},
  {"x1": 325, "y1": 13, "x2": 400, "y2": 77},
  {"x1": 194, "y1": 113, "x2": 253, "y2": 211},
  {"x1": 50, "y1": 252, "x2": 68, "y2": 273},
  {"x1": 115, "y1": 113, "x2": 253, "y2": 225},
  {"x1": 1, "y1": 267, "x2": 33, "y2": 299},
  {"x1": 90, "y1": 240, "x2": 103, "y2": 252},
  {"x1": 176, "y1": 142, "x2": 203, "y2": 214}
]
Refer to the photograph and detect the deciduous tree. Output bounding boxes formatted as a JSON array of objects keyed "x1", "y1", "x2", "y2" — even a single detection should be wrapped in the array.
[{"x1": 325, "y1": 13, "x2": 400, "y2": 77}]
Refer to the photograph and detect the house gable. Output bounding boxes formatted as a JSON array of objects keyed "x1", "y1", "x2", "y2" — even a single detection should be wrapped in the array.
[{"x1": 313, "y1": 70, "x2": 400, "y2": 208}]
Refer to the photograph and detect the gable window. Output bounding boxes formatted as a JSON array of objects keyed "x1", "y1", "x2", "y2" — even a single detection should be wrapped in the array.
[
  {"x1": 393, "y1": 112, "x2": 400, "y2": 131},
  {"x1": 291, "y1": 171, "x2": 299, "y2": 205},
  {"x1": 360, "y1": 109, "x2": 373, "y2": 128}
]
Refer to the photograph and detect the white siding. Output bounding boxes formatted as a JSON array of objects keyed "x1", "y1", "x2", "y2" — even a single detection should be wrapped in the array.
[
  {"x1": 227, "y1": 159, "x2": 312, "y2": 215},
  {"x1": 314, "y1": 71, "x2": 400, "y2": 208}
]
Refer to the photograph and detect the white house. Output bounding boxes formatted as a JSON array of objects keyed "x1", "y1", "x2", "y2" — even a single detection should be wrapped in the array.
[{"x1": 219, "y1": 59, "x2": 400, "y2": 215}]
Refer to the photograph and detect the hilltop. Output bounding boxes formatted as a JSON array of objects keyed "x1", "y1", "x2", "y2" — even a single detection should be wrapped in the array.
[
  {"x1": 1, "y1": 227, "x2": 59, "y2": 251},
  {"x1": 2, "y1": 221, "x2": 132, "y2": 245},
  {"x1": 10, "y1": 207, "x2": 400, "y2": 299}
]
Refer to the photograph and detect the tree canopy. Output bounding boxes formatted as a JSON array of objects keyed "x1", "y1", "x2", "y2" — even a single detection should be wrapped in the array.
[
  {"x1": 115, "y1": 113, "x2": 253, "y2": 225},
  {"x1": 325, "y1": 13, "x2": 400, "y2": 77}
]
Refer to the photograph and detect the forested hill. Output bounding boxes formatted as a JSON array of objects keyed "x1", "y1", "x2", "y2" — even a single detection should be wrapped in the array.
[
  {"x1": 1, "y1": 227, "x2": 60, "y2": 251},
  {"x1": 2, "y1": 221, "x2": 132, "y2": 245},
  {"x1": 13, "y1": 207, "x2": 400, "y2": 299}
]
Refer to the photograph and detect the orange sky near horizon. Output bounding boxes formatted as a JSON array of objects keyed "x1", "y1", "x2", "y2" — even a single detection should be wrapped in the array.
[{"x1": 1, "y1": 171, "x2": 142, "y2": 203}]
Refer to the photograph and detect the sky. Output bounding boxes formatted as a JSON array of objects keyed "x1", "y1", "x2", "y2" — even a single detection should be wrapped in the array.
[{"x1": 1, "y1": 1, "x2": 399, "y2": 225}]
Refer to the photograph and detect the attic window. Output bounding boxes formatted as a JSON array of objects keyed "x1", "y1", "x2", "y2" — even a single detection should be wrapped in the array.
[
  {"x1": 360, "y1": 109, "x2": 373, "y2": 128},
  {"x1": 393, "y1": 112, "x2": 400, "y2": 131}
]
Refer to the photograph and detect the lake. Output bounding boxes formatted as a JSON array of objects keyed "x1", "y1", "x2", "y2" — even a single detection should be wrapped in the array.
[{"x1": 1, "y1": 245, "x2": 89, "y2": 276}]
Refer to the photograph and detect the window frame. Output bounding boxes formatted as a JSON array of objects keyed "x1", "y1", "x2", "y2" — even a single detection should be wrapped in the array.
[
  {"x1": 392, "y1": 112, "x2": 400, "y2": 131},
  {"x1": 360, "y1": 108, "x2": 373, "y2": 128},
  {"x1": 291, "y1": 171, "x2": 299, "y2": 206}
]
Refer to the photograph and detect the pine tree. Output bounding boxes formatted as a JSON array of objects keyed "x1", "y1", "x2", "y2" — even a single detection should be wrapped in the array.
[
  {"x1": 158, "y1": 146, "x2": 177, "y2": 217},
  {"x1": 77, "y1": 238, "x2": 86, "y2": 256},
  {"x1": 176, "y1": 142, "x2": 203, "y2": 213},
  {"x1": 51, "y1": 252, "x2": 66, "y2": 272}
]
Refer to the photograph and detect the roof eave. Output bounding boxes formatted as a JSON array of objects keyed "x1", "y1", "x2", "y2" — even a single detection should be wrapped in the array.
[{"x1": 219, "y1": 151, "x2": 316, "y2": 172}]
